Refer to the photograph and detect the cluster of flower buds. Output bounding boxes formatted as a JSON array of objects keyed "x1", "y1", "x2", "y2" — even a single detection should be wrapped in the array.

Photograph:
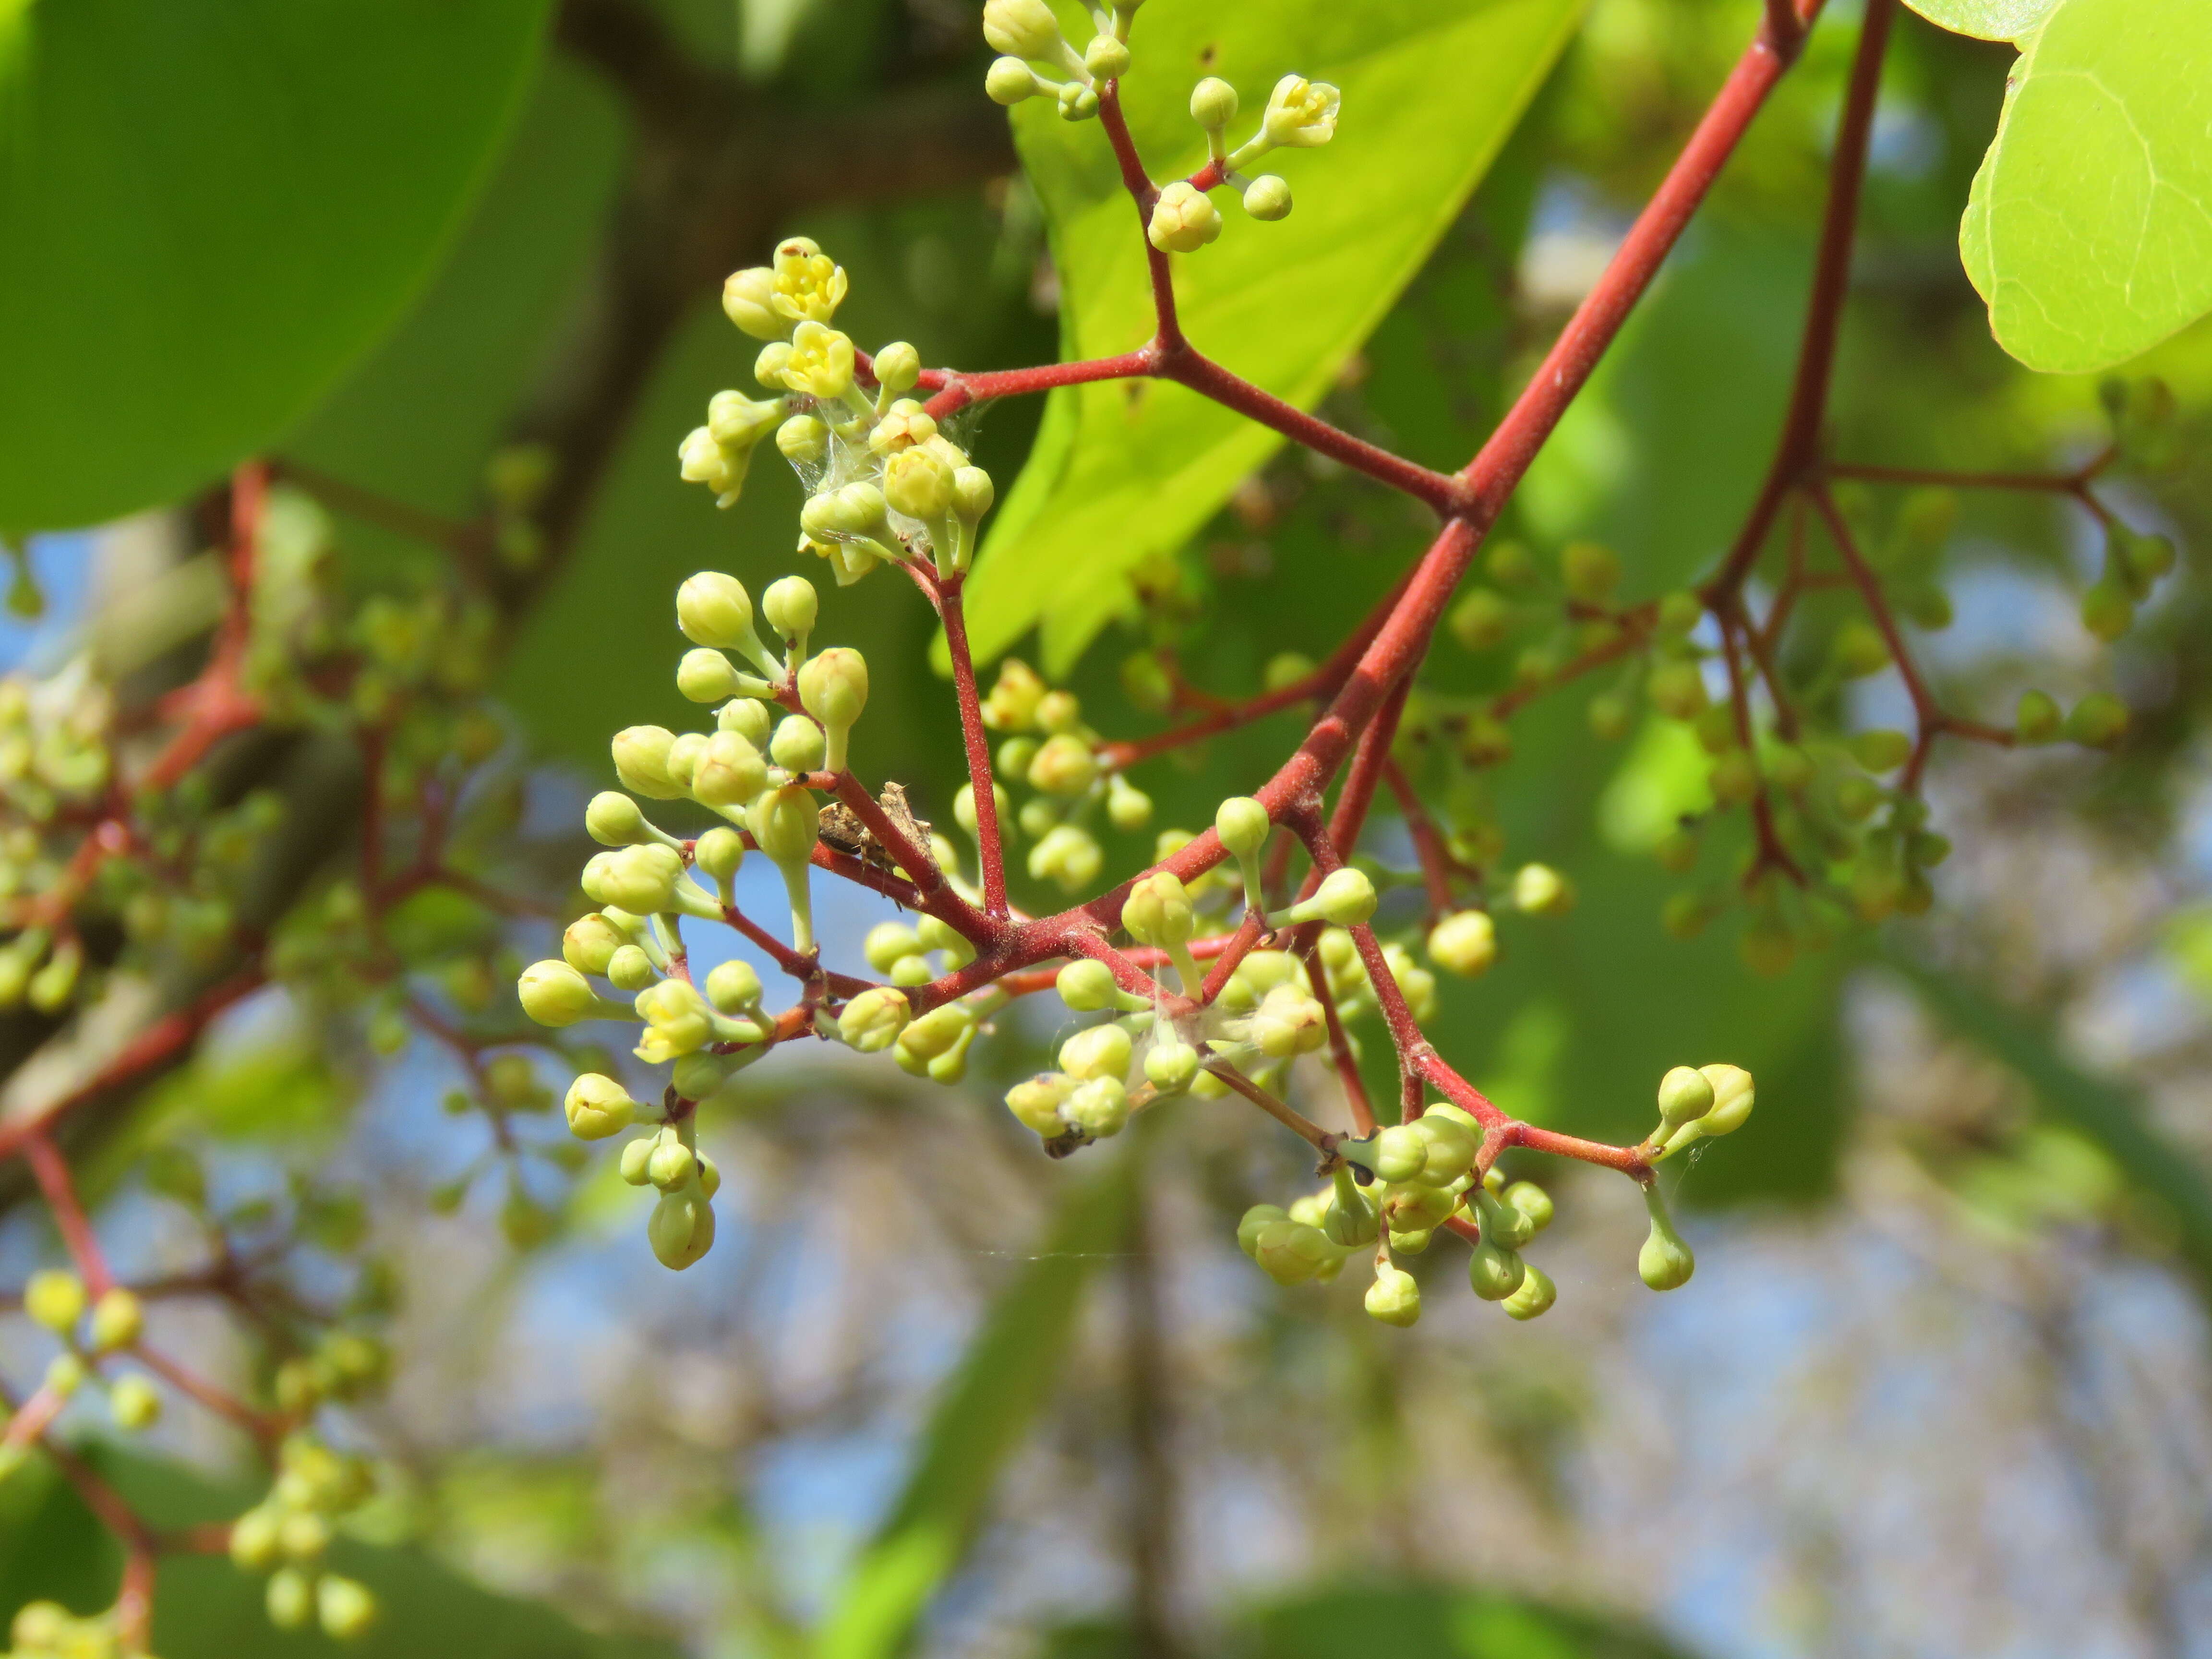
[
  {"x1": 974, "y1": 659, "x2": 1162, "y2": 894},
  {"x1": 5, "y1": 1601, "x2": 136, "y2": 1659},
  {"x1": 227, "y1": 1432, "x2": 382, "y2": 1640},
  {"x1": 979, "y1": 0, "x2": 1138, "y2": 122},
  {"x1": 682, "y1": 240, "x2": 998, "y2": 588},
  {"x1": 4, "y1": 1274, "x2": 160, "y2": 1455}
]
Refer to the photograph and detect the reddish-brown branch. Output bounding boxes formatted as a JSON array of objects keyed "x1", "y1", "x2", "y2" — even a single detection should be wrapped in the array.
[
  {"x1": 1716, "y1": 606, "x2": 1804, "y2": 884},
  {"x1": 1384, "y1": 760, "x2": 1461, "y2": 916},
  {"x1": 1097, "y1": 83, "x2": 1182, "y2": 349},
  {"x1": 132, "y1": 1344, "x2": 283, "y2": 1445},
  {"x1": 934, "y1": 577, "x2": 1010, "y2": 916},
  {"x1": 1824, "y1": 459, "x2": 2098, "y2": 495},
  {"x1": 24, "y1": 1133, "x2": 113, "y2": 1294},
  {"x1": 922, "y1": 349, "x2": 1159, "y2": 421},
  {"x1": 1203, "y1": 1060, "x2": 1338, "y2": 1157},
  {"x1": 1303, "y1": 953, "x2": 1376, "y2": 1136}
]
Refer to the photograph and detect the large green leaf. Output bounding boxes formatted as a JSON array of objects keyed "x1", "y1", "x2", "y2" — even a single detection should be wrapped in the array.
[
  {"x1": 1899, "y1": 0, "x2": 2056, "y2": 40},
  {"x1": 962, "y1": 0, "x2": 1586, "y2": 673},
  {"x1": 814, "y1": 1136, "x2": 1143, "y2": 1659},
  {"x1": 1957, "y1": 0, "x2": 2212, "y2": 373},
  {"x1": 0, "y1": 0, "x2": 550, "y2": 532}
]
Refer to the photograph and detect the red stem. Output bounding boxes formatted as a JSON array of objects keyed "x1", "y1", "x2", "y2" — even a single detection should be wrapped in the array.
[{"x1": 936, "y1": 577, "x2": 1010, "y2": 916}]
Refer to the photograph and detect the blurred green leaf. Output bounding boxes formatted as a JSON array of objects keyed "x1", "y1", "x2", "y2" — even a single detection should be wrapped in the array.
[
  {"x1": 964, "y1": 0, "x2": 1586, "y2": 673},
  {"x1": 1959, "y1": 0, "x2": 2212, "y2": 373},
  {"x1": 815, "y1": 1135, "x2": 1144, "y2": 1659},
  {"x1": 0, "y1": 1450, "x2": 677, "y2": 1658},
  {"x1": 1887, "y1": 947, "x2": 2212, "y2": 1279},
  {"x1": 1899, "y1": 0, "x2": 2056, "y2": 39},
  {"x1": 0, "y1": 0, "x2": 550, "y2": 531}
]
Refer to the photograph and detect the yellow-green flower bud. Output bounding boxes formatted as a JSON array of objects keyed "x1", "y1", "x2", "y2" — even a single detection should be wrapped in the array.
[
  {"x1": 613, "y1": 725, "x2": 685, "y2": 801},
  {"x1": 649, "y1": 1188, "x2": 715, "y2": 1270},
  {"x1": 1699, "y1": 1063, "x2": 1754, "y2": 1133},
  {"x1": 1561, "y1": 540, "x2": 1621, "y2": 602},
  {"x1": 1242, "y1": 175, "x2": 1291, "y2": 220},
  {"x1": 1467, "y1": 1235, "x2": 1525, "y2": 1301},
  {"x1": 88, "y1": 1287, "x2": 142, "y2": 1352},
  {"x1": 762, "y1": 576, "x2": 817, "y2": 647},
  {"x1": 1426, "y1": 910, "x2": 1496, "y2": 978},
  {"x1": 951, "y1": 466, "x2": 995, "y2": 523},
  {"x1": 798, "y1": 647, "x2": 868, "y2": 772},
  {"x1": 1261, "y1": 74, "x2": 1340, "y2": 147},
  {"x1": 986, "y1": 54, "x2": 1047, "y2": 102},
  {"x1": 708, "y1": 388, "x2": 781, "y2": 449},
  {"x1": 564, "y1": 1073, "x2": 636, "y2": 1140},
  {"x1": 583, "y1": 843, "x2": 690, "y2": 916},
  {"x1": 520, "y1": 959, "x2": 618, "y2": 1027},
  {"x1": 702, "y1": 959, "x2": 761, "y2": 1014},
  {"x1": 784, "y1": 321, "x2": 855, "y2": 400},
  {"x1": 619, "y1": 1136, "x2": 655, "y2": 1186},
  {"x1": 722, "y1": 265, "x2": 784, "y2": 339},
  {"x1": 896, "y1": 1003, "x2": 974, "y2": 1068},
  {"x1": 695, "y1": 826, "x2": 745, "y2": 887},
  {"x1": 647, "y1": 1136, "x2": 697, "y2": 1191},
  {"x1": 1101, "y1": 774, "x2": 1152, "y2": 832},
  {"x1": 1064, "y1": 1075, "x2": 1129, "y2": 1137},
  {"x1": 1084, "y1": 32, "x2": 1130, "y2": 76},
  {"x1": 1254, "y1": 1219, "x2": 1334, "y2": 1285},
  {"x1": 865, "y1": 923, "x2": 923, "y2": 974},
  {"x1": 769, "y1": 236, "x2": 848, "y2": 325},
  {"x1": 1027, "y1": 733, "x2": 1098, "y2": 796},
  {"x1": 665, "y1": 732, "x2": 708, "y2": 792},
  {"x1": 318, "y1": 1575, "x2": 379, "y2": 1641},
  {"x1": 268, "y1": 1568, "x2": 315, "y2": 1631},
  {"x1": 1502, "y1": 1180, "x2": 1553, "y2": 1234},
  {"x1": 1851, "y1": 729, "x2": 1912, "y2": 773},
  {"x1": 636, "y1": 980, "x2": 716, "y2": 1062},
  {"x1": 1190, "y1": 76, "x2": 1238, "y2": 127},
  {"x1": 839, "y1": 986, "x2": 911, "y2": 1052},
  {"x1": 883, "y1": 446, "x2": 955, "y2": 522},
  {"x1": 778, "y1": 413, "x2": 829, "y2": 463},
  {"x1": 1233, "y1": 1204, "x2": 1286, "y2": 1258},
  {"x1": 607, "y1": 944, "x2": 656, "y2": 992},
  {"x1": 769, "y1": 713, "x2": 827, "y2": 774},
  {"x1": 1657, "y1": 1064, "x2": 1715, "y2": 1128},
  {"x1": 587, "y1": 791, "x2": 652, "y2": 847},
  {"x1": 1029, "y1": 823, "x2": 1103, "y2": 892},
  {"x1": 1412, "y1": 1114, "x2": 1479, "y2": 1186},
  {"x1": 679, "y1": 425, "x2": 748, "y2": 503},
  {"x1": 2016, "y1": 688, "x2": 2062, "y2": 745},
  {"x1": 2081, "y1": 578, "x2": 2133, "y2": 641},
  {"x1": 1511, "y1": 863, "x2": 1574, "y2": 916},
  {"x1": 1006, "y1": 1075, "x2": 1071, "y2": 1135},
  {"x1": 1057, "y1": 80, "x2": 1100, "y2": 121},
  {"x1": 748, "y1": 783, "x2": 820, "y2": 867},
  {"x1": 1215, "y1": 795, "x2": 1269, "y2": 859},
  {"x1": 230, "y1": 1505, "x2": 283, "y2": 1572},
  {"x1": 677, "y1": 647, "x2": 746, "y2": 704},
  {"x1": 1054, "y1": 959, "x2": 1116, "y2": 1011},
  {"x1": 801, "y1": 481, "x2": 890, "y2": 541},
  {"x1": 1248, "y1": 982, "x2": 1326, "y2": 1059},
  {"x1": 1474, "y1": 1187, "x2": 1531, "y2": 1251},
  {"x1": 1647, "y1": 661, "x2": 1709, "y2": 721},
  {"x1": 1365, "y1": 1263, "x2": 1421, "y2": 1327},
  {"x1": 1148, "y1": 181, "x2": 1222, "y2": 254},
  {"x1": 691, "y1": 731, "x2": 768, "y2": 810},
  {"x1": 982, "y1": 658, "x2": 1047, "y2": 730},
  {"x1": 1145, "y1": 1036, "x2": 1200, "y2": 1093},
  {"x1": 1059, "y1": 1022, "x2": 1132, "y2": 1082},
  {"x1": 676, "y1": 572, "x2": 768, "y2": 662},
  {"x1": 1638, "y1": 1184, "x2": 1694, "y2": 1290},
  {"x1": 756, "y1": 340, "x2": 794, "y2": 388},
  {"x1": 2066, "y1": 693, "x2": 2128, "y2": 749},
  {"x1": 24, "y1": 1268, "x2": 84, "y2": 1333},
  {"x1": 1275, "y1": 866, "x2": 1375, "y2": 928},
  {"x1": 1123, "y1": 870, "x2": 1194, "y2": 950},
  {"x1": 44, "y1": 1350, "x2": 86, "y2": 1398},
  {"x1": 1502, "y1": 1262, "x2": 1556, "y2": 1321},
  {"x1": 983, "y1": 0, "x2": 1065, "y2": 59},
  {"x1": 1370, "y1": 1124, "x2": 1427, "y2": 1183}
]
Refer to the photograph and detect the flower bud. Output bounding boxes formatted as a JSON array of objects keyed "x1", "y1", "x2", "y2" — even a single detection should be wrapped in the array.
[
  {"x1": 882, "y1": 446, "x2": 955, "y2": 523},
  {"x1": 1503, "y1": 1180, "x2": 1553, "y2": 1234},
  {"x1": 763, "y1": 575, "x2": 818, "y2": 645},
  {"x1": 769, "y1": 714, "x2": 827, "y2": 774},
  {"x1": 1190, "y1": 76, "x2": 1238, "y2": 127},
  {"x1": 798, "y1": 648, "x2": 869, "y2": 772},
  {"x1": 1027, "y1": 733, "x2": 1099, "y2": 797},
  {"x1": 1097, "y1": 773, "x2": 1150, "y2": 833},
  {"x1": 24, "y1": 1268, "x2": 84, "y2": 1333},
  {"x1": 268, "y1": 1568, "x2": 315, "y2": 1631},
  {"x1": 1057, "y1": 81, "x2": 1100, "y2": 120},
  {"x1": 721, "y1": 266, "x2": 783, "y2": 339},
  {"x1": 677, "y1": 647, "x2": 745, "y2": 705},
  {"x1": 864, "y1": 923, "x2": 922, "y2": 974},
  {"x1": 697, "y1": 960, "x2": 758, "y2": 1016},
  {"x1": 1261, "y1": 74, "x2": 1340, "y2": 147},
  {"x1": 1426, "y1": 910, "x2": 1496, "y2": 977},
  {"x1": 647, "y1": 1136, "x2": 697, "y2": 1191},
  {"x1": 689, "y1": 731, "x2": 766, "y2": 809},
  {"x1": 872, "y1": 341, "x2": 921, "y2": 397},
  {"x1": 1365, "y1": 1263, "x2": 1421, "y2": 1327},
  {"x1": 1561, "y1": 540, "x2": 1621, "y2": 601},
  {"x1": 607, "y1": 944, "x2": 656, "y2": 991},
  {"x1": 984, "y1": 57, "x2": 1043, "y2": 102},
  {"x1": 1502, "y1": 1263, "x2": 1556, "y2": 1321},
  {"x1": 1052, "y1": 959, "x2": 1115, "y2": 1011},
  {"x1": 1077, "y1": 33, "x2": 1125, "y2": 78},
  {"x1": 2066, "y1": 693, "x2": 2128, "y2": 749},
  {"x1": 1411, "y1": 1113, "x2": 1479, "y2": 1186},
  {"x1": 1235, "y1": 1204, "x2": 1288, "y2": 1258},
  {"x1": 1657, "y1": 1064, "x2": 1715, "y2": 1128},
  {"x1": 756, "y1": 340, "x2": 794, "y2": 388},
  {"x1": 897, "y1": 1003, "x2": 974, "y2": 1065},
  {"x1": 1242, "y1": 175, "x2": 1292, "y2": 221},
  {"x1": 88, "y1": 1288, "x2": 143, "y2": 1352},
  {"x1": 1248, "y1": 982, "x2": 1327, "y2": 1059},
  {"x1": 1006, "y1": 1075, "x2": 1071, "y2": 1135},
  {"x1": 983, "y1": 0, "x2": 1065, "y2": 59},
  {"x1": 951, "y1": 466, "x2": 995, "y2": 523},
  {"x1": 564, "y1": 1073, "x2": 637, "y2": 1140},
  {"x1": 708, "y1": 388, "x2": 781, "y2": 450},
  {"x1": 747, "y1": 785, "x2": 820, "y2": 866},
  {"x1": 2081, "y1": 577, "x2": 2134, "y2": 641},
  {"x1": 520, "y1": 959, "x2": 611, "y2": 1027},
  {"x1": 1467, "y1": 1235, "x2": 1525, "y2": 1301},
  {"x1": 1123, "y1": 870, "x2": 1194, "y2": 949},
  {"x1": 1028, "y1": 822, "x2": 1103, "y2": 892},
  {"x1": 981, "y1": 659, "x2": 1047, "y2": 730},
  {"x1": 1370, "y1": 1124, "x2": 1428, "y2": 1183},
  {"x1": 1148, "y1": 181, "x2": 1223, "y2": 254},
  {"x1": 619, "y1": 1136, "x2": 655, "y2": 1186},
  {"x1": 637, "y1": 980, "x2": 716, "y2": 1061},
  {"x1": 1254, "y1": 1219, "x2": 1334, "y2": 1285},
  {"x1": 1638, "y1": 1185, "x2": 1694, "y2": 1290},
  {"x1": 677, "y1": 573, "x2": 761, "y2": 654},
  {"x1": 695, "y1": 827, "x2": 745, "y2": 887},
  {"x1": 1215, "y1": 795, "x2": 1269, "y2": 859},
  {"x1": 2016, "y1": 688, "x2": 2062, "y2": 745},
  {"x1": 839, "y1": 987, "x2": 911, "y2": 1053},
  {"x1": 1851, "y1": 728, "x2": 1912, "y2": 773},
  {"x1": 1144, "y1": 1036, "x2": 1200, "y2": 1093},
  {"x1": 1277, "y1": 866, "x2": 1375, "y2": 928},
  {"x1": 1064, "y1": 1075, "x2": 1130, "y2": 1137},
  {"x1": 760, "y1": 421, "x2": 823, "y2": 477},
  {"x1": 664, "y1": 732, "x2": 708, "y2": 793},
  {"x1": 649, "y1": 1188, "x2": 715, "y2": 1270},
  {"x1": 1058, "y1": 1022, "x2": 1132, "y2": 1082},
  {"x1": 679, "y1": 426, "x2": 748, "y2": 501},
  {"x1": 584, "y1": 843, "x2": 689, "y2": 916},
  {"x1": 784, "y1": 320, "x2": 856, "y2": 399},
  {"x1": 319, "y1": 1575, "x2": 379, "y2": 1641},
  {"x1": 586, "y1": 791, "x2": 652, "y2": 847},
  {"x1": 612, "y1": 725, "x2": 686, "y2": 801},
  {"x1": 1647, "y1": 661, "x2": 1709, "y2": 721},
  {"x1": 1511, "y1": 863, "x2": 1574, "y2": 916},
  {"x1": 801, "y1": 481, "x2": 890, "y2": 541}
]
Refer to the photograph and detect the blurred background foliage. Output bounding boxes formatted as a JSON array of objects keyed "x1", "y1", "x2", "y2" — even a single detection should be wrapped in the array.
[{"x1": 4, "y1": 0, "x2": 2212, "y2": 1654}]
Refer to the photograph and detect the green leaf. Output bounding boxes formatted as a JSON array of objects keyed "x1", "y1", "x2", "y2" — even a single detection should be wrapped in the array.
[
  {"x1": 0, "y1": 0, "x2": 551, "y2": 532},
  {"x1": 963, "y1": 0, "x2": 1587, "y2": 674},
  {"x1": 815, "y1": 1135, "x2": 1144, "y2": 1659},
  {"x1": 1898, "y1": 0, "x2": 2057, "y2": 41},
  {"x1": 1885, "y1": 947, "x2": 2212, "y2": 1280},
  {"x1": 1958, "y1": 0, "x2": 2212, "y2": 373}
]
